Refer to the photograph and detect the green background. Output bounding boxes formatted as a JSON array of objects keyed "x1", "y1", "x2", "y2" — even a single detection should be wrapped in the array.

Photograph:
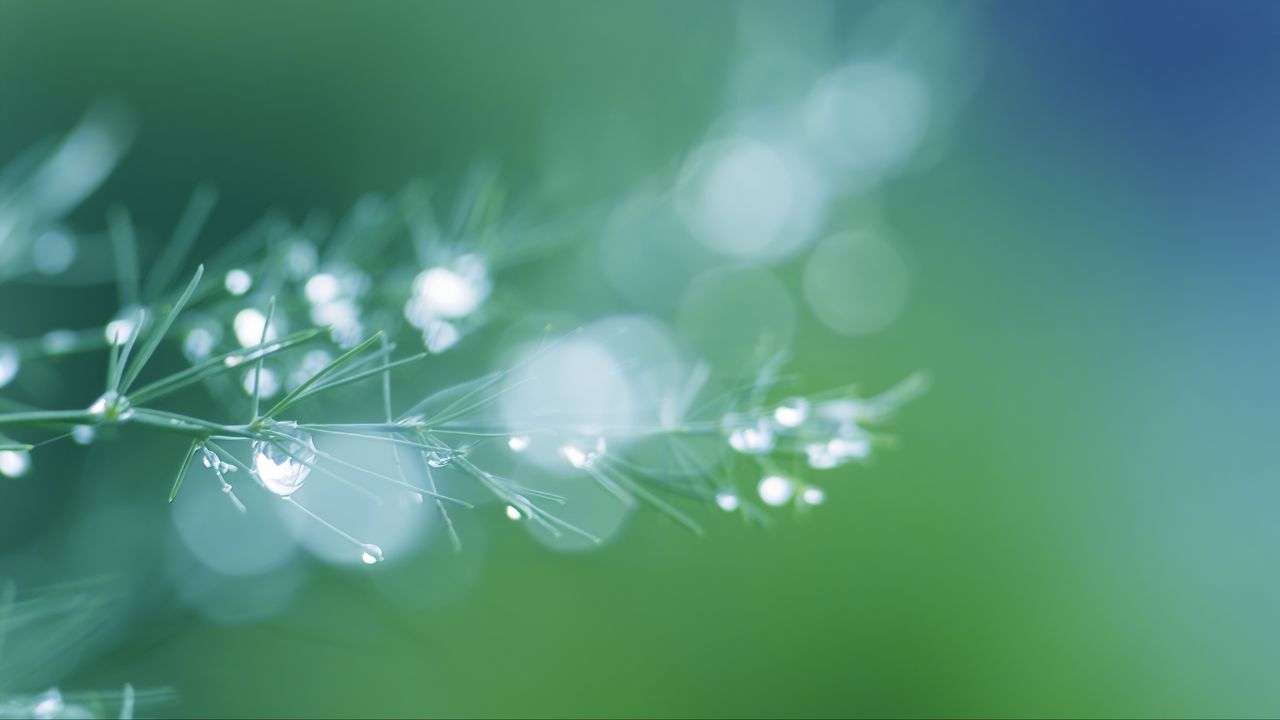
[{"x1": 2, "y1": 1, "x2": 1278, "y2": 717}]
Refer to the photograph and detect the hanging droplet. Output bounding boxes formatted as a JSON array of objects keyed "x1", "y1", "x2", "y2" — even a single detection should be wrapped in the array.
[
  {"x1": 71, "y1": 425, "x2": 95, "y2": 445},
  {"x1": 773, "y1": 397, "x2": 810, "y2": 428},
  {"x1": 224, "y1": 268, "x2": 252, "y2": 296},
  {"x1": 505, "y1": 504, "x2": 522, "y2": 521},
  {"x1": 507, "y1": 435, "x2": 531, "y2": 453},
  {"x1": 252, "y1": 423, "x2": 316, "y2": 497},
  {"x1": 714, "y1": 490, "x2": 740, "y2": 512},
  {"x1": 0, "y1": 343, "x2": 19, "y2": 388},
  {"x1": 757, "y1": 475, "x2": 794, "y2": 507},
  {"x1": 424, "y1": 450, "x2": 451, "y2": 468},
  {"x1": 88, "y1": 390, "x2": 134, "y2": 422},
  {"x1": 802, "y1": 486, "x2": 826, "y2": 506},
  {"x1": 727, "y1": 418, "x2": 775, "y2": 454},
  {"x1": 360, "y1": 543, "x2": 384, "y2": 564},
  {"x1": 0, "y1": 450, "x2": 31, "y2": 478}
]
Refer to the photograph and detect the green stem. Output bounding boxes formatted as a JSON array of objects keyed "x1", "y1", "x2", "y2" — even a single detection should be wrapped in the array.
[{"x1": 0, "y1": 410, "x2": 93, "y2": 428}]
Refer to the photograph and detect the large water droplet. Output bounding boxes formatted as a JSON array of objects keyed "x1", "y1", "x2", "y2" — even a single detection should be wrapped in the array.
[
  {"x1": 0, "y1": 343, "x2": 19, "y2": 388},
  {"x1": 252, "y1": 423, "x2": 316, "y2": 497},
  {"x1": 233, "y1": 308, "x2": 278, "y2": 348},
  {"x1": 507, "y1": 435, "x2": 531, "y2": 453},
  {"x1": 757, "y1": 475, "x2": 794, "y2": 507},
  {"x1": 0, "y1": 450, "x2": 31, "y2": 478}
]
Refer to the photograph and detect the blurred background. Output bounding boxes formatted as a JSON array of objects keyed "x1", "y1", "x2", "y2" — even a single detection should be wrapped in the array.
[{"x1": 1, "y1": 0, "x2": 1279, "y2": 717}]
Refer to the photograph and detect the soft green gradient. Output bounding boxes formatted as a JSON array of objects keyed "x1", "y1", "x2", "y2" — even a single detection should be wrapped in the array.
[{"x1": 2, "y1": 1, "x2": 1277, "y2": 717}]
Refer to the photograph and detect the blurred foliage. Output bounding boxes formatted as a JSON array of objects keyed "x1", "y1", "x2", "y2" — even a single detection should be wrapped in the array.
[{"x1": 2, "y1": 1, "x2": 1280, "y2": 718}]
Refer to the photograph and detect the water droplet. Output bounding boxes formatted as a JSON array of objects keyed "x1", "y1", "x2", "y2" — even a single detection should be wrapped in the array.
[
  {"x1": 805, "y1": 435, "x2": 870, "y2": 469},
  {"x1": 829, "y1": 436, "x2": 871, "y2": 460},
  {"x1": 802, "y1": 486, "x2": 826, "y2": 506},
  {"x1": 773, "y1": 397, "x2": 810, "y2": 428},
  {"x1": 424, "y1": 450, "x2": 451, "y2": 468},
  {"x1": 505, "y1": 504, "x2": 522, "y2": 521},
  {"x1": 88, "y1": 390, "x2": 134, "y2": 422},
  {"x1": 360, "y1": 543, "x2": 383, "y2": 564},
  {"x1": 71, "y1": 425, "x2": 95, "y2": 445},
  {"x1": 507, "y1": 435, "x2": 531, "y2": 453},
  {"x1": 714, "y1": 491, "x2": 740, "y2": 512},
  {"x1": 305, "y1": 272, "x2": 340, "y2": 304},
  {"x1": 757, "y1": 475, "x2": 794, "y2": 507},
  {"x1": 0, "y1": 343, "x2": 19, "y2": 388},
  {"x1": 252, "y1": 423, "x2": 316, "y2": 497},
  {"x1": 105, "y1": 306, "x2": 145, "y2": 346},
  {"x1": 233, "y1": 308, "x2": 278, "y2": 347},
  {"x1": 0, "y1": 450, "x2": 31, "y2": 478},
  {"x1": 805, "y1": 442, "x2": 839, "y2": 470},
  {"x1": 31, "y1": 688, "x2": 64, "y2": 719},
  {"x1": 727, "y1": 418, "x2": 775, "y2": 454},
  {"x1": 406, "y1": 257, "x2": 491, "y2": 324},
  {"x1": 561, "y1": 437, "x2": 607, "y2": 469},
  {"x1": 224, "y1": 268, "x2": 252, "y2": 296}
]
